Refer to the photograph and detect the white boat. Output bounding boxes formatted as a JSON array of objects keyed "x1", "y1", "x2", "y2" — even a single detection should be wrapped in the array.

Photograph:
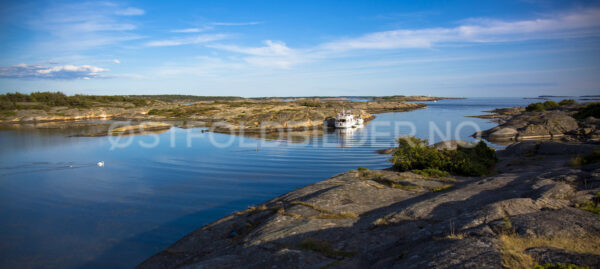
[{"x1": 335, "y1": 109, "x2": 364, "y2": 128}]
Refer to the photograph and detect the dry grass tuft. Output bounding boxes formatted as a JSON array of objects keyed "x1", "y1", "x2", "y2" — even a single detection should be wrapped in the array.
[
  {"x1": 373, "y1": 217, "x2": 390, "y2": 227},
  {"x1": 431, "y1": 184, "x2": 453, "y2": 192},
  {"x1": 290, "y1": 201, "x2": 359, "y2": 219},
  {"x1": 499, "y1": 234, "x2": 600, "y2": 268},
  {"x1": 316, "y1": 211, "x2": 359, "y2": 219}
]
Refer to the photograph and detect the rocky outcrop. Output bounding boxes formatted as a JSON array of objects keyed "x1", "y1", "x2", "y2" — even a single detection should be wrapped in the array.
[
  {"x1": 481, "y1": 111, "x2": 579, "y2": 141},
  {"x1": 138, "y1": 141, "x2": 600, "y2": 269},
  {"x1": 432, "y1": 140, "x2": 477, "y2": 150},
  {"x1": 478, "y1": 106, "x2": 600, "y2": 143}
]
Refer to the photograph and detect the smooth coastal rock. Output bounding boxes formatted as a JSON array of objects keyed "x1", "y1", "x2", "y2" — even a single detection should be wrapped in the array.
[
  {"x1": 432, "y1": 140, "x2": 477, "y2": 150},
  {"x1": 479, "y1": 105, "x2": 599, "y2": 143},
  {"x1": 137, "y1": 141, "x2": 600, "y2": 269}
]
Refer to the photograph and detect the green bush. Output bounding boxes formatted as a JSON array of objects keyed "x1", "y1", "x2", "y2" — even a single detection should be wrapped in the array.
[
  {"x1": 543, "y1": 100, "x2": 559, "y2": 109},
  {"x1": 526, "y1": 102, "x2": 546, "y2": 112},
  {"x1": 390, "y1": 137, "x2": 497, "y2": 176},
  {"x1": 0, "y1": 91, "x2": 151, "y2": 109},
  {"x1": 573, "y1": 103, "x2": 600, "y2": 119},
  {"x1": 298, "y1": 100, "x2": 323, "y2": 107},
  {"x1": 526, "y1": 101, "x2": 560, "y2": 112},
  {"x1": 558, "y1": 99, "x2": 576, "y2": 106},
  {"x1": 391, "y1": 137, "x2": 447, "y2": 172}
]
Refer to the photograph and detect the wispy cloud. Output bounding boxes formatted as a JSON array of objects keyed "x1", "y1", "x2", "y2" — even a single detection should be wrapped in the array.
[
  {"x1": 25, "y1": 2, "x2": 145, "y2": 51},
  {"x1": 205, "y1": 8, "x2": 600, "y2": 69},
  {"x1": 171, "y1": 27, "x2": 213, "y2": 33},
  {"x1": 115, "y1": 7, "x2": 145, "y2": 16},
  {"x1": 209, "y1": 40, "x2": 293, "y2": 56},
  {"x1": 0, "y1": 64, "x2": 110, "y2": 80},
  {"x1": 208, "y1": 40, "x2": 306, "y2": 68},
  {"x1": 170, "y1": 21, "x2": 261, "y2": 34},
  {"x1": 321, "y1": 8, "x2": 600, "y2": 51},
  {"x1": 210, "y1": 21, "x2": 262, "y2": 26},
  {"x1": 145, "y1": 34, "x2": 229, "y2": 47}
]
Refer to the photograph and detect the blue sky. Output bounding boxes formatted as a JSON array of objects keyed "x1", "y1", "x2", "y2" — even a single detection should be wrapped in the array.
[{"x1": 0, "y1": 0, "x2": 599, "y2": 97}]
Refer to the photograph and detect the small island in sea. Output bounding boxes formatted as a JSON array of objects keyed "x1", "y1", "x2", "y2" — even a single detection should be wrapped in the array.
[{"x1": 1, "y1": 92, "x2": 442, "y2": 135}]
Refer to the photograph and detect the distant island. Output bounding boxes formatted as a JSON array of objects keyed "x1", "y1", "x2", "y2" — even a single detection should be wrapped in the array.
[{"x1": 0, "y1": 92, "x2": 464, "y2": 135}]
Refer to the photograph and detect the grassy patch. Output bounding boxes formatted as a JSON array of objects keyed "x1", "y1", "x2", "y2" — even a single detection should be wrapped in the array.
[
  {"x1": 431, "y1": 184, "x2": 453, "y2": 192},
  {"x1": 570, "y1": 150, "x2": 600, "y2": 167},
  {"x1": 371, "y1": 177, "x2": 421, "y2": 191},
  {"x1": 290, "y1": 201, "x2": 359, "y2": 219},
  {"x1": 297, "y1": 238, "x2": 356, "y2": 258},
  {"x1": 391, "y1": 183, "x2": 421, "y2": 191},
  {"x1": 412, "y1": 168, "x2": 450, "y2": 178},
  {"x1": 0, "y1": 110, "x2": 16, "y2": 117},
  {"x1": 533, "y1": 263, "x2": 589, "y2": 269},
  {"x1": 234, "y1": 204, "x2": 270, "y2": 216},
  {"x1": 444, "y1": 233, "x2": 464, "y2": 240},
  {"x1": 577, "y1": 192, "x2": 600, "y2": 215},
  {"x1": 373, "y1": 217, "x2": 389, "y2": 227},
  {"x1": 316, "y1": 211, "x2": 359, "y2": 219},
  {"x1": 390, "y1": 137, "x2": 497, "y2": 176},
  {"x1": 499, "y1": 234, "x2": 600, "y2": 269},
  {"x1": 275, "y1": 207, "x2": 303, "y2": 219},
  {"x1": 146, "y1": 106, "x2": 217, "y2": 118},
  {"x1": 578, "y1": 201, "x2": 600, "y2": 215}
]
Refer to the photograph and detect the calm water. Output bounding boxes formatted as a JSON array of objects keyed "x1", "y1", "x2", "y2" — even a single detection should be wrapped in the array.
[{"x1": 0, "y1": 97, "x2": 574, "y2": 268}]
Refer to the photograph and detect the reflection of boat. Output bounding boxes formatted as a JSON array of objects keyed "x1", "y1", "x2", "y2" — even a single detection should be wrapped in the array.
[
  {"x1": 335, "y1": 109, "x2": 364, "y2": 128},
  {"x1": 335, "y1": 127, "x2": 356, "y2": 136}
]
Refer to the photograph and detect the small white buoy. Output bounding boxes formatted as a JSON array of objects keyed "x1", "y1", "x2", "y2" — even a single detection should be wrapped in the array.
[{"x1": 97, "y1": 161, "x2": 104, "y2": 167}]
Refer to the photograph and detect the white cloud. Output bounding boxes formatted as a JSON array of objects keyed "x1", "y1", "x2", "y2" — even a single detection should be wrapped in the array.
[
  {"x1": 210, "y1": 21, "x2": 262, "y2": 26},
  {"x1": 172, "y1": 27, "x2": 213, "y2": 33},
  {"x1": 204, "y1": 8, "x2": 600, "y2": 69},
  {"x1": 208, "y1": 40, "x2": 305, "y2": 68},
  {"x1": 25, "y1": 2, "x2": 145, "y2": 51},
  {"x1": 145, "y1": 34, "x2": 229, "y2": 47},
  {"x1": 115, "y1": 7, "x2": 145, "y2": 16},
  {"x1": 209, "y1": 40, "x2": 293, "y2": 56},
  {"x1": 321, "y1": 8, "x2": 600, "y2": 51},
  {"x1": 113, "y1": 59, "x2": 121, "y2": 64},
  {"x1": 0, "y1": 64, "x2": 110, "y2": 80},
  {"x1": 170, "y1": 21, "x2": 261, "y2": 33}
]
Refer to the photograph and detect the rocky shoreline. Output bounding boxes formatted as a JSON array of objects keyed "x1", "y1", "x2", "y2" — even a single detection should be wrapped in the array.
[
  {"x1": 474, "y1": 102, "x2": 600, "y2": 144},
  {"x1": 0, "y1": 95, "x2": 427, "y2": 136},
  {"x1": 137, "y1": 140, "x2": 600, "y2": 269},
  {"x1": 136, "y1": 101, "x2": 600, "y2": 269}
]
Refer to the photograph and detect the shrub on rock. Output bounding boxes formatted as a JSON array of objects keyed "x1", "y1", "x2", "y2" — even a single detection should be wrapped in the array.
[
  {"x1": 573, "y1": 103, "x2": 600, "y2": 119},
  {"x1": 391, "y1": 137, "x2": 497, "y2": 176}
]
